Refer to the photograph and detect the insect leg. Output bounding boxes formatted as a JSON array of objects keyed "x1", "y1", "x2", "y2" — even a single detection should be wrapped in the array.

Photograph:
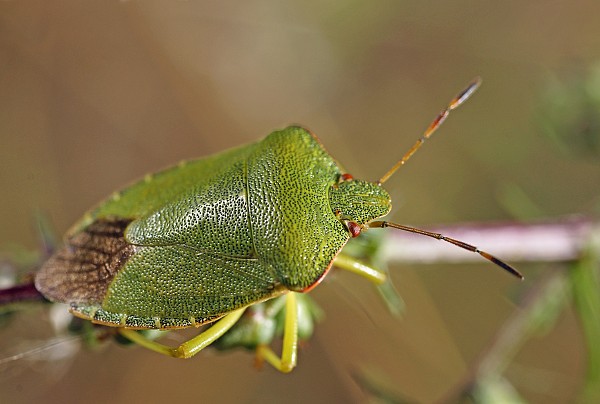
[
  {"x1": 118, "y1": 308, "x2": 246, "y2": 358},
  {"x1": 255, "y1": 292, "x2": 298, "y2": 373},
  {"x1": 334, "y1": 253, "x2": 405, "y2": 315},
  {"x1": 333, "y1": 253, "x2": 387, "y2": 285}
]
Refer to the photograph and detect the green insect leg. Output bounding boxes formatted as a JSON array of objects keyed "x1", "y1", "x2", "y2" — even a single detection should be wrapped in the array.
[
  {"x1": 255, "y1": 292, "x2": 298, "y2": 373},
  {"x1": 118, "y1": 308, "x2": 246, "y2": 358},
  {"x1": 334, "y1": 252, "x2": 405, "y2": 315},
  {"x1": 333, "y1": 253, "x2": 387, "y2": 285}
]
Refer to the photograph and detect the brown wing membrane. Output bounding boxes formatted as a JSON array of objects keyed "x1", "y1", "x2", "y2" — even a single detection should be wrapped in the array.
[{"x1": 35, "y1": 218, "x2": 135, "y2": 304}]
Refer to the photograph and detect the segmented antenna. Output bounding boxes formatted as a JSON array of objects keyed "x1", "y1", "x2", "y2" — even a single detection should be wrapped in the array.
[
  {"x1": 371, "y1": 78, "x2": 523, "y2": 279},
  {"x1": 368, "y1": 221, "x2": 524, "y2": 279},
  {"x1": 378, "y1": 77, "x2": 482, "y2": 185}
]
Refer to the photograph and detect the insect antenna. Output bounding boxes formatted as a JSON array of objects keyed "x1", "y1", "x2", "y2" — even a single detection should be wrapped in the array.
[
  {"x1": 378, "y1": 77, "x2": 482, "y2": 185},
  {"x1": 368, "y1": 221, "x2": 524, "y2": 279},
  {"x1": 371, "y1": 78, "x2": 521, "y2": 278}
]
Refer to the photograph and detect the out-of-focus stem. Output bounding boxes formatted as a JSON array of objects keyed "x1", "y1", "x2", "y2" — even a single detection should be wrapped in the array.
[{"x1": 381, "y1": 217, "x2": 596, "y2": 264}]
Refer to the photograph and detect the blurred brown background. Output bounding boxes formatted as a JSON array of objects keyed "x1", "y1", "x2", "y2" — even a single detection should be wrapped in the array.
[{"x1": 1, "y1": 1, "x2": 599, "y2": 403}]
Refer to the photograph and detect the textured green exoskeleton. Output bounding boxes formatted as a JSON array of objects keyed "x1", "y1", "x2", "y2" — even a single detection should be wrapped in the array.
[
  {"x1": 37, "y1": 126, "x2": 389, "y2": 322},
  {"x1": 35, "y1": 78, "x2": 522, "y2": 372},
  {"x1": 35, "y1": 126, "x2": 391, "y2": 371}
]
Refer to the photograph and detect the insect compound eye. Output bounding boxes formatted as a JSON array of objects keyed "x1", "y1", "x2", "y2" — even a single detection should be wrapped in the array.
[
  {"x1": 346, "y1": 221, "x2": 362, "y2": 238},
  {"x1": 339, "y1": 173, "x2": 353, "y2": 182}
]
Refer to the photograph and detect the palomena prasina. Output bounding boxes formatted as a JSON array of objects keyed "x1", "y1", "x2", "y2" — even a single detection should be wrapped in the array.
[{"x1": 35, "y1": 78, "x2": 522, "y2": 372}]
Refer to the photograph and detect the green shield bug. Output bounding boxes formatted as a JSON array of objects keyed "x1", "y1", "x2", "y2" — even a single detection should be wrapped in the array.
[{"x1": 34, "y1": 77, "x2": 523, "y2": 373}]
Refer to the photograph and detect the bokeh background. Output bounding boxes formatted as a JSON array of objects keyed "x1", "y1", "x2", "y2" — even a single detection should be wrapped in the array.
[{"x1": 1, "y1": 1, "x2": 600, "y2": 403}]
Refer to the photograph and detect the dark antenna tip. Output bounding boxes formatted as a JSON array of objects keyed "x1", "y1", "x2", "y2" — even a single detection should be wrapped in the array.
[{"x1": 368, "y1": 221, "x2": 523, "y2": 280}]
